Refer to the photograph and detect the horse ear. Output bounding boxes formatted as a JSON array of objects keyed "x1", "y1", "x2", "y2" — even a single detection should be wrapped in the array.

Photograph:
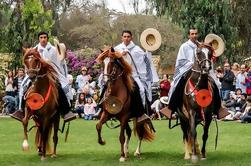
[
  {"x1": 111, "y1": 47, "x2": 115, "y2": 52},
  {"x1": 99, "y1": 48, "x2": 104, "y2": 53},
  {"x1": 22, "y1": 47, "x2": 27, "y2": 53}
]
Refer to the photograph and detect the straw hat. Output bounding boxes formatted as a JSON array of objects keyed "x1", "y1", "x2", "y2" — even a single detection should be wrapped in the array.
[
  {"x1": 140, "y1": 28, "x2": 162, "y2": 51},
  {"x1": 54, "y1": 39, "x2": 66, "y2": 61},
  {"x1": 160, "y1": 96, "x2": 168, "y2": 105},
  {"x1": 204, "y1": 34, "x2": 225, "y2": 57}
]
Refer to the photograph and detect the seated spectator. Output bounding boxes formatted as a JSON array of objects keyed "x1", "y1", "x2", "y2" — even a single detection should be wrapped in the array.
[
  {"x1": 151, "y1": 96, "x2": 168, "y2": 120},
  {"x1": 2, "y1": 95, "x2": 16, "y2": 114},
  {"x1": 84, "y1": 97, "x2": 97, "y2": 120},
  {"x1": 74, "y1": 93, "x2": 85, "y2": 118},
  {"x1": 239, "y1": 96, "x2": 251, "y2": 123}
]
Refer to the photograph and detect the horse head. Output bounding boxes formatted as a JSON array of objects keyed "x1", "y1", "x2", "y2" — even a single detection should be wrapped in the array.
[
  {"x1": 193, "y1": 44, "x2": 214, "y2": 75},
  {"x1": 23, "y1": 48, "x2": 52, "y2": 81},
  {"x1": 96, "y1": 47, "x2": 133, "y2": 91}
]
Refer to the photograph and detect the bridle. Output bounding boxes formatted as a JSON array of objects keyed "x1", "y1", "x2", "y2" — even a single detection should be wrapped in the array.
[
  {"x1": 103, "y1": 58, "x2": 124, "y2": 83},
  {"x1": 25, "y1": 54, "x2": 47, "y2": 81}
]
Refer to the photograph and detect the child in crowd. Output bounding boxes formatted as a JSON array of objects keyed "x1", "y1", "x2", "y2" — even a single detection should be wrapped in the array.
[
  {"x1": 84, "y1": 97, "x2": 97, "y2": 120},
  {"x1": 74, "y1": 93, "x2": 85, "y2": 118}
]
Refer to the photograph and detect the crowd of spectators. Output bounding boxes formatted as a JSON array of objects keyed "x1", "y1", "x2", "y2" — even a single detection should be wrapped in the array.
[{"x1": 3, "y1": 61, "x2": 251, "y2": 123}]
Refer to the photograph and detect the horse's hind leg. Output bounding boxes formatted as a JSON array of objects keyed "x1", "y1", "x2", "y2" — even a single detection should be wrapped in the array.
[
  {"x1": 51, "y1": 115, "x2": 60, "y2": 158},
  {"x1": 190, "y1": 110, "x2": 199, "y2": 163},
  {"x1": 96, "y1": 111, "x2": 109, "y2": 145},
  {"x1": 201, "y1": 114, "x2": 212, "y2": 160},
  {"x1": 124, "y1": 123, "x2": 131, "y2": 158},
  {"x1": 134, "y1": 139, "x2": 142, "y2": 157}
]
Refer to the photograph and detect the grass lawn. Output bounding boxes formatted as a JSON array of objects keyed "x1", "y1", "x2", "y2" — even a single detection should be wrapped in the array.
[{"x1": 0, "y1": 117, "x2": 251, "y2": 166}]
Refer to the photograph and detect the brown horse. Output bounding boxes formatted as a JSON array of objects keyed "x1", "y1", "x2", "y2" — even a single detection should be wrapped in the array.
[
  {"x1": 22, "y1": 48, "x2": 60, "y2": 160},
  {"x1": 174, "y1": 44, "x2": 221, "y2": 162},
  {"x1": 96, "y1": 48, "x2": 154, "y2": 162}
]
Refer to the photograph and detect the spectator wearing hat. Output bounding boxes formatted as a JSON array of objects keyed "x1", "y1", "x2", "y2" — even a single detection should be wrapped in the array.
[
  {"x1": 150, "y1": 96, "x2": 168, "y2": 120},
  {"x1": 76, "y1": 67, "x2": 89, "y2": 93},
  {"x1": 159, "y1": 74, "x2": 171, "y2": 97}
]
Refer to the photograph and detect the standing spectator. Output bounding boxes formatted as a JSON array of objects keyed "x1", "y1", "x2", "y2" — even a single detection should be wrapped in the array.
[
  {"x1": 74, "y1": 93, "x2": 85, "y2": 118},
  {"x1": 84, "y1": 97, "x2": 97, "y2": 120},
  {"x1": 219, "y1": 63, "x2": 235, "y2": 101},
  {"x1": 76, "y1": 66, "x2": 89, "y2": 93},
  {"x1": 4, "y1": 71, "x2": 15, "y2": 96},
  {"x1": 245, "y1": 67, "x2": 251, "y2": 95},
  {"x1": 236, "y1": 64, "x2": 247, "y2": 95},
  {"x1": 159, "y1": 74, "x2": 171, "y2": 97},
  {"x1": 231, "y1": 62, "x2": 240, "y2": 90},
  {"x1": 13, "y1": 68, "x2": 25, "y2": 109}
]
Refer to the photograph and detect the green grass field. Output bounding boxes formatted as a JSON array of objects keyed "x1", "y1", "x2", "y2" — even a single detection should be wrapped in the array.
[{"x1": 0, "y1": 117, "x2": 251, "y2": 166}]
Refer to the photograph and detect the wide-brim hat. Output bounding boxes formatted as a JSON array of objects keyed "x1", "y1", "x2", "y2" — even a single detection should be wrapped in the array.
[
  {"x1": 160, "y1": 96, "x2": 168, "y2": 105},
  {"x1": 204, "y1": 34, "x2": 225, "y2": 57},
  {"x1": 140, "y1": 28, "x2": 162, "y2": 52},
  {"x1": 54, "y1": 39, "x2": 66, "y2": 61}
]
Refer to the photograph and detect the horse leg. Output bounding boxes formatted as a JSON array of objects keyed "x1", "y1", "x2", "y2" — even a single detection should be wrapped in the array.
[
  {"x1": 119, "y1": 119, "x2": 127, "y2": 162},
  {"x1": 180, "y1": 119, "x2": 191, "y2": 160},
  {"x1": 201, "y1": 114, "x2": 212, "y2": 160},
  {"x1": 41, "y1": 123, "x2": 50, "y2": 161},
  {"x1": 190, "y1": 110, "x2": 199, "y2": 163},
  {"x1": 51, "y1": 115, "x2": 60, "y2": 158},
  {"x1": 36, "y1": 129, "x2": 42, "y2": 156},
  {"x1": 134, "y1": 139, "x2": 142, "y2": 158},
  {"x1": 96, "y1": 111, "x2": 109, "y2": 145},
  {"x1": 22, "y1": 108, "x2": 29, "y2": 151},
  {"x1": 124, "y1": 123, "x2": 131, "y2": 158}
]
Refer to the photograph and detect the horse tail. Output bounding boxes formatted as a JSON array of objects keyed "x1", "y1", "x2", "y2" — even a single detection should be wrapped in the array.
[
  {"x1": 34, "y1": 125, "x2": 52, "y2": 154},
  {"x1": 134, "y1": 120, "x2": 155, "y2": 142}
]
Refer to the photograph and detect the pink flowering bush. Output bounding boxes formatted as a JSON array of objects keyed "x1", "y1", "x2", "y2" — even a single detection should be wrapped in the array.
[{"x1": 66, "y1": 48, "x2": 102, "y2": 81}]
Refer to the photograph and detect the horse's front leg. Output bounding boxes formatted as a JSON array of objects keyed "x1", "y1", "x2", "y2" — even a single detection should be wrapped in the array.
[
  {"x1": 51, "y1": 115, "x2": 60, "y2": 158},
  {"x1": 201, "y1": 113, "x2": 212, "y2": 160},
  {"x1": 124, "y1": 123, "x2": 131, "y2": 158},
  {"x1": 119, "y1": 121, "x2": 127, "y2": 162},
  {"x1": 22, "y1": 108, "x2": 30, "y2": 151},
  {"x1": 96, "y1": 111, "x2": 109, "y2": 145},
  {"x1": 190, "y1": 110, "x2": 199, "y2": 163}
]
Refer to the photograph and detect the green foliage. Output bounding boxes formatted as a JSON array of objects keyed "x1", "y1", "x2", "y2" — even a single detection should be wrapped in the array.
[
  {"x1": 1, "y1": 0, "x2": 54, "y2": 69},
  {"x1": 148, "y1": 0, "x2": 247, "y2": 64}
]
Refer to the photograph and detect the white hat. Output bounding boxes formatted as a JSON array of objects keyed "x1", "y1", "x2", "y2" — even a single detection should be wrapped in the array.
[
  {"x1": 160, "y1": 96, "x2": 168, "y2": 105},
  {"x1": 140, "y1": 28, "x2": 162, "y2": 51},
  {"x1": 54, "y1": 39, "x2": 66, "y2": 61},
  {"x1": 204, "y1": 34, "x2": 225, "y2": 57}
]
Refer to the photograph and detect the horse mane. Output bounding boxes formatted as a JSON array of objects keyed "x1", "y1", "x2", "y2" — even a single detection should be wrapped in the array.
[
  {"x1": 23, "y1": 48, "x2": 59, "y2": 105},
  {"x1": 96, "y1": 48, "x2": 134, "y2": 92}
]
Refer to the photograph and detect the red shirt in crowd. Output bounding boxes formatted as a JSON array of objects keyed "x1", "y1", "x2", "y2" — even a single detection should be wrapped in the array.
[{"x1": 159, "y1": 79, "x2": 170, "y2": 97}]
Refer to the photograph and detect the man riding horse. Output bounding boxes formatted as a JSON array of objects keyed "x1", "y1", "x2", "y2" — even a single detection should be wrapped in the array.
[
  {"x1": 167, "y1": 28, "x2": 227, "y2": 119},
  {"x1": 11, "y1": 31, "x2": 76, "y2": 122},
  {"x1": 114, "y1": 30, "x2": 159, "y2": 122}
]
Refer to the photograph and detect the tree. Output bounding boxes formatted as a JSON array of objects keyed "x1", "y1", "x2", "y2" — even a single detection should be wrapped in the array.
[
  {"x1": 147, "y1": 0, "x2": 242, "y2": 63},
  {"x1": 2, "y1": 0, "x2": 54, "y2": 68}
]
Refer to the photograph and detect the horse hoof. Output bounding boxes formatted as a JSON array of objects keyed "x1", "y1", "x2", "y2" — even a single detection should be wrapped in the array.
[
  {"x1": 98, "y1": 139, "x2": 106, "y2": 145},
  {"x1": 51, "y1": 154, "x2": 57, "y2": 158},
  {"x1": 184, "y1": 154, "x2": 190, "y2": 160},
  {"x1": 119, "y1": 157, "x2": 126, "y2": 162},
  {"x1": 22, "y1": 140, "x2": 29, "y2": 151},
  {"x1": 41, "y1": 156, "x2": 46, "y2": 161},
  {"x1": 134, "y1": 152, "x2": 140, "y2": 157},
  {"x1": 38, "y1": 151, "x2": 42, "y2": 156},
  {"x1": 201, "y1": 157, "x2": 206, "y2": 160},
  {"x1": 191, "y1": 155, "x2": 199, "y2": 163}
]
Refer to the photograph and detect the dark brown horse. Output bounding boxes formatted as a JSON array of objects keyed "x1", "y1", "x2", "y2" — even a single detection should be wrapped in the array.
[
  {"x1": 96, "y1": 48, "x2": 154, "y2": 162},
  {"x1": 22, "y1": 48, "x2": 60, "y2": 160},
  {"x1": 175, "y1": 44, "x2": 221, "y2": 162}
]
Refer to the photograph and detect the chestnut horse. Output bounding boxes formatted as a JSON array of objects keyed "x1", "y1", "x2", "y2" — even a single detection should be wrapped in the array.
[
  {"x1": 174, "y1": 44, "x2": 221, "y2": 162},
  {"x1": 96, "y1": 48, "x2": 154, "y2": 162},
  {"x1": 22, "y1": 48, "x2": 60, "y2": 160}
]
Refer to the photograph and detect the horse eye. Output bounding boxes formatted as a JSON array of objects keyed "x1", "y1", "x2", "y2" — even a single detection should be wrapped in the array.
[{"x1": 208, "y1": 50, "x2": 212, "y2": 57}]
